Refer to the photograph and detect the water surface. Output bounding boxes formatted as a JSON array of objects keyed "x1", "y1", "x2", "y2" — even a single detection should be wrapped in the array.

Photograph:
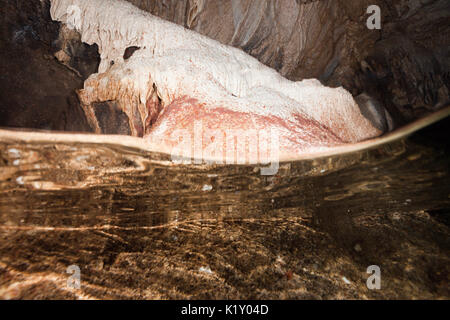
[{"x1": 0, "y1": 119, "x2": 449, "y2": 299}]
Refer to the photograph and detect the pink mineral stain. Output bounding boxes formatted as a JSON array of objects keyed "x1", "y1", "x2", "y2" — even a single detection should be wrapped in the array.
[{"x1": 145, "y1": 96, "x2": 346, "y2": 163}]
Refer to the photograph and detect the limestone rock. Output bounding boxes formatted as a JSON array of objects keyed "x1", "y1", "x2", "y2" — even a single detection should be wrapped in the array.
[
  {"x1": 0, "y1": 0, "x2": 448, "y2": 138},
  {"x1": 50, "y1": 0, "x2": 382, "y2": 160},
  {"x1": 128, "y1": 0, "x2": 450, "y2": 124}
]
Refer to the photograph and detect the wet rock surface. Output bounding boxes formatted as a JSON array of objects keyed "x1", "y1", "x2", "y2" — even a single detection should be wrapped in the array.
[
  {"x1": 1, "y1": 0, "x2": 448, "y2": 135},
  {"x1": 129, "y1": 0, "x2": 450, "y2": 125},
  {"x1": 0, "y1": 0, "x2": 99, "y2": 132},
  {"x1": 0, "y1": 116, "x2": 449, "y2": 299},
  {"x1": 0, "y1": 0, "x2": 449, "y2": 300}
]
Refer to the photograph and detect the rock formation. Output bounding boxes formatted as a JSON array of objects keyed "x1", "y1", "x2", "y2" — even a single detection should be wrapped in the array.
[
  {"x1": 0, "y1": 0, "x2": 99, "y2": 132},
  {"x1": 0, "y1": 0, "x2": 449, "y2": 301},
  {"x1": 0, "y1": 0, "x2": 448, "y2": 143},
  {"x1": 50, "y1": 0, "x2": 384, "y2": 160},
  {"x1": 128, "y1": 0, "x2": 450, "y2": 124}
]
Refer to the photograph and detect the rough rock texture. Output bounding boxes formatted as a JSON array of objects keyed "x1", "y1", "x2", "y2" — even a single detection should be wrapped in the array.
[
  {"x1": 129, "y1": 0, "x2": 450, "y2": 125},
  {"x1": 0, "y1": 0, "x2": 448, "y2": 136},
  {"x1": 0, "y1": 0, "x2": 101, "y2": 132},
  {"x1": 0, "y1": 115, "x2": 449, "y2": 300},
  {"x1": 49, "y1": 0, "x2": 384, "y2": 159},
  {"x1": 0, "y1": 0, "x2": 448, "y2": 301}
]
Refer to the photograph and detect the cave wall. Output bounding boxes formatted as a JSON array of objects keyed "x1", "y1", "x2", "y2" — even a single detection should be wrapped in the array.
[
  {"x1": 0, "y1": 0, "x2": 448, "y2": 133},
  {"x1": 0, "y1": 0, "x2": 98, "y2": 132},
  {"x1": 129, "y1": 0, "x2": 450, "y2": 125}
]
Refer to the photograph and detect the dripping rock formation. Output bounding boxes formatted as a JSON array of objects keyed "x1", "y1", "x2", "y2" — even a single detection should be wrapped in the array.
[
  {"x1": 50, "y1": 0, "x2": 385, "y2": 160},
  {"x1": 1, "y1": 0, "x2": 448, "y2": 140},
  {"x1": 0, "y1": 0, "x2": 449, "y2": 301},
  {"x1": 128, "y1": 0, "x2": 449, "y2": 124}
]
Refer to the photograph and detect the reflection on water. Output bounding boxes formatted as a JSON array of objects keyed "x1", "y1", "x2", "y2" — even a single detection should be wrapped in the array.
[{"x1": 0, "y1": 120, "x2": 449, "y2": 299}]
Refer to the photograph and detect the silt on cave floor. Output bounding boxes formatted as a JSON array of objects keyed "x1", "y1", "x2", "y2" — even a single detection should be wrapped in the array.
[{"x1": 0, "y1": 117, "x2": 449, "y2": 299}]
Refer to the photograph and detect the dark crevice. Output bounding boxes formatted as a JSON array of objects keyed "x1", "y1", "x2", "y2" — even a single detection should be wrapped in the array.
[
  {"x1": 92, "y1": 101, "x2": 132, "y2": 136},
  {"x1": 123, "y1": 46, "x2": 141, "y2": 60},
  {"x1": 144, "y1": 83, "x2": 163, "y2": 134},
  {"x1": 0, "y1": 0, "x2": 99, "y2": 133}
]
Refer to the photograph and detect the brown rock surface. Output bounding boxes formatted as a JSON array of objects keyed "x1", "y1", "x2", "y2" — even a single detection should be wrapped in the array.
[
  {"x1": 0, "y1": 0, "x2": 99, "y2": 132},
  {"x1": 0, "y1": 1, "x2": 449, "y2": 300},
  {"x1": 1, "y1": 0, "x2": 448, "y2": 134},
  {"x1": 129, "y1": 0, "x2": 450, "y2": 124},
  {"x1": 0, "y1": 115, "x2": 449, "y2": 299}
]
